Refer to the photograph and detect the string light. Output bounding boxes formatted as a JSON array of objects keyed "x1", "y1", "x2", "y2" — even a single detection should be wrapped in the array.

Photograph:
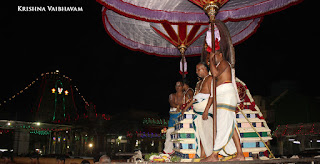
[
  {"x1": 272, "y1": 123, "x2": 320, "y2": 137},
  {"x1": 0, "y1": 129, "x2": 13, "y2": 135},
  {"x1": 0, "y1": 122, "x2": 71, "y2": 135},
  {"x1": 142, "y1": 118, "x2": 168, "y2": 126},
  {"x1": 0, "y1": 71, "x2": 89, "y2": 107},
  {"x1": 126, "y1": 131, "x2": 162, "y2": 139},
  {"x1": 58, "y1": 87, "x2": 63, "y2": 94},
  {"x1": 30, "y1": 130, "x2": 51, "y2": 135}
]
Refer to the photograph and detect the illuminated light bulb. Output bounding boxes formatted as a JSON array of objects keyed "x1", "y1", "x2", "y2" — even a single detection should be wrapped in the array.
[
  {"x1": 52, "y1": 88, "x2": 56, "y2": 93},
  {"x1": 58, "y1": 87, "x2": 63, "y2": 94},
  {"x1": 64, "y1": 90, "x2": 69, "y2": 95}
]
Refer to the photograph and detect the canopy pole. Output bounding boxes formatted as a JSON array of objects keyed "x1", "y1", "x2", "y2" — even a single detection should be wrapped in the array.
[
  {"x1": 210, "y1": 21, "x2": 217, "y2": 145},
  {"x1": 203, "y1": 1, "x2": 221, "y2": 149}
]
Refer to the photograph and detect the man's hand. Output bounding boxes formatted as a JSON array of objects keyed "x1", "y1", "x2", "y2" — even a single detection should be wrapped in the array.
[
  {"x1": 209, "y1": 52, "x2": 215, "y2": 62},
  {"x1": 202, "y1": 111, "x2": 208, "y2": 120},
  {"x1": 181, "y1": 109, "x2": 185, "y2": 115},
  {"x1": 176, "y1": 105, "x2": 181, "y2": 112}
]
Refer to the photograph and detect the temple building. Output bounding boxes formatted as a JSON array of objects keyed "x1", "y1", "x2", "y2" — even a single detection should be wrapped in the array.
[{"x1": 0, "y1": 71, "x2": 167, "y2": 158}]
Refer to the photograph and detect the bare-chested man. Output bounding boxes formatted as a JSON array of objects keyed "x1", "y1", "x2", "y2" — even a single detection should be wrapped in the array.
[
  {"x1": 169, "y1": 81, "x2": 184, "y2": 111},
  {"x1": 183, "y1": 62, "x2": 214, "y2": 158},
  {"x1": 201, "y1": 49, "x2": 245, "y2": 162},
  {"x1": 163, "y1": 81, "x2": 184, "y2": 154}
]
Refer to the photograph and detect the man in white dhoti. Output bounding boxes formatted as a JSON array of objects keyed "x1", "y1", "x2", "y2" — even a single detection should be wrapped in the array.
[
  {"x1": 183, "y1": 63, "x2": 214, "y2": 158},
  {"x1": 201, "y1": 28, "x2": 244, "y2": 161}
]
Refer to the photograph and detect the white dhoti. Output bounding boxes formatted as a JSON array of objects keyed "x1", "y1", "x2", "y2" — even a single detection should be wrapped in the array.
[
  {"x1": 213, "y1": 83, "x2": 238, "y2": 156},
  {"x1": 163, "y1": 127, "x2": 175, "y2": 154},
  {"x1": 193, "y1": 93, "x2": 213, "y2": 157},
  {"x1": 163, "y1": 108, "x2": 180, "y2": 154}
]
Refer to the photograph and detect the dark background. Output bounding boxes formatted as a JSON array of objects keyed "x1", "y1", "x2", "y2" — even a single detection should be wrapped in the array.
[{"x1": 1, "y1": 0, "x2": 317, "y2": 118}]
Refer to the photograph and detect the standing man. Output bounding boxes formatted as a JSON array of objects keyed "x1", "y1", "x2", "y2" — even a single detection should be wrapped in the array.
[
  {"x1": 183, "y1": 62, "x2": 214, "y2": 158},
  {"x1": 201, "y1": 39, "x2": 245, "y2": 161},
  {"x1": 163, "y1": 81, "x2": 184, "y2": 154}
]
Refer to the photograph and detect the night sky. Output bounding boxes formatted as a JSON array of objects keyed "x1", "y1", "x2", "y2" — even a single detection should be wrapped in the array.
[{"x1": 1, "y1": 0, "x2": 316, "y2": 117}]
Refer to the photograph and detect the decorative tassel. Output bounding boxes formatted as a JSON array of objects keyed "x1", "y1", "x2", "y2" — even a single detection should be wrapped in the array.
[{"x1": 179, "y1": 56, "x2": 188, "y2": 75}]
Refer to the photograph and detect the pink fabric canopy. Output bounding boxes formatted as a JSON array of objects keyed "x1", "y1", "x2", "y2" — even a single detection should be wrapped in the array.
[{"x1": 98, "y1": 0, "x2": 302, "y2": 57}]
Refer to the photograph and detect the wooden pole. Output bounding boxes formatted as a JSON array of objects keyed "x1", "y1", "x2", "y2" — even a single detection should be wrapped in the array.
[
  {"x1": 203, "y1": 1, "x2": 220, "y2": 150},
  {"x1": 182, "y1": 53, "x2": 185, "y2": 79},
  {"x1": 210, "y1": 21, "x2": 217, "y2": 146}
]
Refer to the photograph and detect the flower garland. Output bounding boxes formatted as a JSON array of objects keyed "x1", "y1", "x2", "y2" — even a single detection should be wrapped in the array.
[{"x1": 145, "y1": 153, "x2": 181, "y2": 162}]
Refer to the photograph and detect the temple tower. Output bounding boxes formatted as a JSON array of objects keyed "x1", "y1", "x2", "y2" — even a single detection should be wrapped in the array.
[{"x1": 33, "y1": 70, "x2": 78, "y2": 123}]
